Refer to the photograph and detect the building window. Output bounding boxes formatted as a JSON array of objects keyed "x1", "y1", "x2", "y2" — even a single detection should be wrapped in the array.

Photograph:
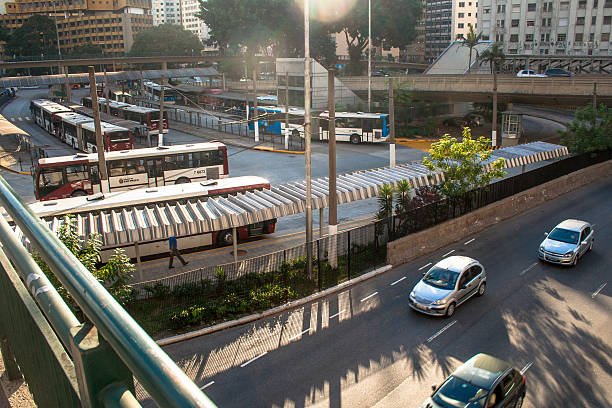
[
  {"x1": 592, "y1": 16, "x2": 597, "y2": 25},
  {"x1": 542, "y1": 18, "x2": 551, "y2": 26},
  {"x1": 525, "y1": 34, "x2": 534, "y2": 42},
  {"x1": 578, "y1": 0, "x2": 587, "y2": 8},
  {"x1": 541, "y1": 33, "x2": 550, "y2": 42},
  {"x1": 559, "y1": 18, "x2": 569, "y2": 26},
  {"x1": 510, "y1": 34, "x2": 519, "y2": 42},
  {"x1": 527, "y1": 20, "x2": 535, "y2": 26},
  {"x1": 458, "y1": 13, "x2": 464, "y2": 18},
  {"x1": 495, "y1": 33, "x2": 504, "y2": 42},
  {"x1": 496, "y1": 19, "x2": 505, "y2": 28},
  {"x1": 602, "y1": 33, "x2": 610, "y2": 41},
  {"x1": 458, "y1": 23, "x2": 464, "y2": 28},
  {"x1": 512, "y1": 4, "x2": 520, "y2": 12},
  {"x1": 576, "y1": 17, "x2": 585, "y2": 25},
  {"x1": 590, "y1": 33, "x2": 595, "y2": 42},
  {"x1": 605, "y1": 0, "x2": 612, "y2": 7},
  {"x1": 560, "y1": 1, "x2": 570, "y2": 10},
  {"x1": 605, "y1": 16, "x2": 612, "y2": 24},
  {"x1": 497, "y1": 4, "x2": 505, "y2": 13},
  {"x1": 459, "y1": 1, "x2": 465, "y2": 6},
  {"x1": 593, "y1": 0, "x2": 599, "y2": 7},
  {"x1": 557, "y1": 33, "x2": 567, "y2": 42},
  {"x1": 527, "y1": 3, "x2": 536, "y2": 11},
  {"x1": 483, "y1": 8, "x2": 490, "y2": 14},
  {"x1": 511, "y1": 19, "x2": 519, "y2": 27},
  {"x1": 575, "y1": 33, "x2": 583, "y2": 42}
]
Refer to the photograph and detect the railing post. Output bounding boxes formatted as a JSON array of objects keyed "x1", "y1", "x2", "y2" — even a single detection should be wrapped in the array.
[
  {"x1": 347, "y1": 230, "x2": 351, "y2": 280},
  {"x1": 0, "y1": 336, "x2": 21, "y2": 380},
  {"x1": 69, "y1": 323, "x2": 135, "y2": 408}
]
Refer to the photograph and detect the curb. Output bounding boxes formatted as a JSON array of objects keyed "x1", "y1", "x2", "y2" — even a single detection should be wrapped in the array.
[
  {"x1": 0, "y1": 163, "x2": 30, "y2": 175},
  {"x1": 253, "y1": 146, "x2": 305, "y2": 154},
  {"x1": 156, "y1": 264, "x2": 393, "y2": 346}
]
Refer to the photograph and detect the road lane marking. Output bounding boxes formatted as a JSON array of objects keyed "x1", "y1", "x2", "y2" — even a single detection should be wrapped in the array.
[
  {"x1": 592, "y1": 282, "x2": 607, "y2": 299},
  {"x1": 427, "y1": 320, "x2": 457, "y2": 343},
  {"x1": 240, "y1": 351, "x2": 268, "y2": 368},
  {"x1": 26, "y1": 117, "x2": 31, "y2": 121},
  {"x1": 521, "y1": 362, "x2": 533, "y2": 374},
  {"x1": 360, "y1": 292, "x2": 378, "y2": 303},
  {"x1": 520, "y1": 262, "x2": 538, "y2": 276},
  {"x1": 17, "y1": 117, "x2": 23, "y2": 121},
  {"x1": 419, "y1": 262, "x2": 432, "y2": 271},
  {"x1": 442, "y1": 250, "x2": 455, "y2": 257},
  {"x1": 288, "y1": 328, "x2": 311, "y2": 341},
  {"x1": 464, "y1": 238, "x2": 475, "y2": 245},
  {"x1": 200, "y1": 381, "x2": 215, "y2": 390},
  {"x1": 390, "y1": 276, "x2": 406, "y2": 286},
  {"x1": 329, "y1": 309, "x2": 345, "y2": 319},
  {"x1": 10, "y1": 118, "x2": 15, "y2": 121}
]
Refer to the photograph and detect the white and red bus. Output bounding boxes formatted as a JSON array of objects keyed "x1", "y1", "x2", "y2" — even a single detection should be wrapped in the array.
[
  {"x1": 33, "y1": 142, "x2": 229, "y2": 200},
  {"x1": 28, "y1": 175, "x2": 276, "y2": 261},
  {"x1": 51, "y1": 112, "x2": 93, "y2": 149},
  {"x1": 79, "y1": 121, "x2": 133, "y2": 153},
  {"x1": 83, "y1": 97, "x2": 168, "y2": 135},
  {"x1": 30, "y1": 99, "x2": 72, "y2": 134}
]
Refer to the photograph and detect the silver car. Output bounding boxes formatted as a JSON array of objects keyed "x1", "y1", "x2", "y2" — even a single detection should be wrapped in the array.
[
  {"x1": 538, "y1": 219, "x2": 594, "y2": 266},
  {"x1": 409, "y1": 256, "x2": 486, "y2": 318}
]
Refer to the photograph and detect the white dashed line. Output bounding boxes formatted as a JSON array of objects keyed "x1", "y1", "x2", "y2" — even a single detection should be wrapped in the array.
[
  {"x1": 329, "y1": 309, "x2": 345, "y2": 319},
  {"x1": 464, "y1": 238, "x2": 475, "y2": 245},
  {"x1": 419, "y1": 262, "x2": 432, "y2": 271},
  {"x1": 17, "y1": 117, "x2": 23, "y2": 121},
  {"x1": 200, "y1": 381, "x2": 215, "y2": 390},
  {"x1": 288, "y1": 328, "x2": 311, "y2": 341},
  {"x1": 520, "y1": 262, "x2": 538, "y2": 276},
  {"x1": 427, "y1": 320, "x2": 457, "y2": 343},
  {"x1": 592, "y1": 282, "x2": 607, "y2": 299},
  {"x1": 390, "y1": 276, "x2": 407, "y2": 286},
  {"x1": 442, "y1": 250, "x2": 455, "y2": 258},
  {"x1": 240, "y1": 351, "x2": 267, "y2": 368},
  {"x1": 25, "y1": 117, "x2": 31, "y2": 121},
  {"x1": 9, "y1": 118, "x2": 15, "y2": 121},
  {"x1": 360, "y1": 292, "x2": 379, "y2": 302},
  {"x1": 521, "y1": 362, "x2": 533, "y2": 374}
]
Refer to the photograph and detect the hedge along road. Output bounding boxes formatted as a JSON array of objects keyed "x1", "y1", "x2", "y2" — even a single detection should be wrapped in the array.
[{"x1": 148, "y1": 176, "x2": 612, "y2": 408}]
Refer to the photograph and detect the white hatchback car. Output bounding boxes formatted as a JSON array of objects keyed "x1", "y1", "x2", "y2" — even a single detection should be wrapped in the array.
[
  {"x1": 517, "y1": 69, "x2": 547, "y2": 77},
  {"x1": 538, "y1": 219, "x2": 594, "y2": 266}
]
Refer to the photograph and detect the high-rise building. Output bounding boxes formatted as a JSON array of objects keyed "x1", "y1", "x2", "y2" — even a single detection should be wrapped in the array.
[
  {"x1": 152, "y1": 0, "x2": 208, "y2": 42},
  {"x1": 425, "y1": 0, "x2": 478, "y2": 61},
  {"x1": 0, "y1": 0, "x2": 153, "y2": 56},
  {"x1": 478, "y1": 0, "x2": 612, "y2": 56}
]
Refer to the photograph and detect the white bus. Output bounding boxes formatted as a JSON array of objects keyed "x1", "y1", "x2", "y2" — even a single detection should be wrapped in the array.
[
  {"x1": 30, "y1": 99, "x2": 72, "y2": 134},
  {"x1": 34, "y1": 142, "x2": 230, "y2": 200}
]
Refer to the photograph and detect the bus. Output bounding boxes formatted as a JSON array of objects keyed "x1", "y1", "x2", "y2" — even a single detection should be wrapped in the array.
[
  {"x1": 27, "y1": 176, "x2": 277, "y2": 261},
  {"x1": 251, "y1": 106, "x2": 390, "y2": 143},
  {"x1": 51, "y1": 112, "x2": 94, "y2": 148},
  {"x1": 143, "y1": 80, "x2": 177, "y2": 102},
  {"x1": 30, "y1": 99, "x2": 72, "y2": 133},
  {"x1": 83, "y1": 97, "x2": 168, "y2": 134},
  {"x1": 33, "y1": 142, "x2": 229, "y2": 200},
  {"x1": 80, "y1": 121, "x2": 133, "y2": 153}
]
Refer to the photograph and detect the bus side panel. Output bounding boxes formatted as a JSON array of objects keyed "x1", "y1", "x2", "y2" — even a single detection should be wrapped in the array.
[{"x1": 100, "y1": 233, "x2": 214, "y2": 262}]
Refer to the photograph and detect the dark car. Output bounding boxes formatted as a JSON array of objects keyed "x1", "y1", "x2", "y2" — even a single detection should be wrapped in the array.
[
  {"x1": 544, "y1": 68, "x2": 572, "y2": 77},
  {"x1": 372, "y1": 70, "x2": 389, "y2": 77},
  {"x1": 420, "y1": 353, "x2": 527, "y2": 408}
]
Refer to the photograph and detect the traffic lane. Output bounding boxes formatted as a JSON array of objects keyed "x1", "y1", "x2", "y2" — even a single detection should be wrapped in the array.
[{"x1": 157, "y1": 177, "x2": 612, "y2": 408}]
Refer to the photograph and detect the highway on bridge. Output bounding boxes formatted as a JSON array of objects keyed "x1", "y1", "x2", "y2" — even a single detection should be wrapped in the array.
[{"x1": 152, "y1": 177, "x2": 612, "y2": 408}]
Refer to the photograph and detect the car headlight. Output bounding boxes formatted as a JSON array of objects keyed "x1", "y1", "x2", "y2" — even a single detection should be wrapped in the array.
[
  {"x1": 563, "y1": 251, "x2": 575, "y2": 258},
  {"x1": 431, "y1": 298, "x2": 447, "y2": 305},
  {"x1": 538, "y1": 246, "x2": 545, "y2": 252}
]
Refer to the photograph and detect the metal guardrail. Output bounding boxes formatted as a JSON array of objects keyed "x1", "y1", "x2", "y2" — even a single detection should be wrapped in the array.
[{"x1": 0, "y1": 176, "x2": 217, "y2": 407}]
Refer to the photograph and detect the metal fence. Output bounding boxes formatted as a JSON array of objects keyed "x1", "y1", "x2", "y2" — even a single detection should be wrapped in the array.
[{"x1": 126, "y1": 149, "x2": 611, "y2": 336}]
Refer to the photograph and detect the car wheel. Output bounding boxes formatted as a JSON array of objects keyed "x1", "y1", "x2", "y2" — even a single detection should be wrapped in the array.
[
  {"x1": 571, "y1": 255, "x2": 578, "y2": 267},
  {"x1": 350, "y1": 134, "x2": 361, "y2": 144},
  {"x1": 175, "y1": 177, "x2": 190, "y2": 184},
  {"x1": 514, "y1": 394, "x2": 524, "y2": 408},
  {"x1": 588, "y1": 240, "x2": 593, "y2": 251},
  {"x1": 71, "y1": 190, "x2": 88, "y2": 197},
  {"x1": 217, "y1": 230, "x2": 234, "y2": 246},
  {"x1": 445, "y1": 302, "x2": 456, "y2": 318},
  {"x1": 477, "y1": 282, "x2": 486, "y2": 297}
]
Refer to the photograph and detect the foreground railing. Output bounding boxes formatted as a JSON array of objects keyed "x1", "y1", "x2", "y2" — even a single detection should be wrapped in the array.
[{"x1": 0, "y1": 175, "x2": 217, "y2": 407}]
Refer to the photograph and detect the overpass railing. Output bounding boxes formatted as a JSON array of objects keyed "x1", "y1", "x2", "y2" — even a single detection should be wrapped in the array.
[{"x1": 0, "y1": 175, "x2": 217, "y2": 408}]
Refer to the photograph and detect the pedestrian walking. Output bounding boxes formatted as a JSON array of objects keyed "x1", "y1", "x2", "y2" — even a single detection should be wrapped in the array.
[{"x1": 168, "y1": 236, "x2": 188, "y2": 269}]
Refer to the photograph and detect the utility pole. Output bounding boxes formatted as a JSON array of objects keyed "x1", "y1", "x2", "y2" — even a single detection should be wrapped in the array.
[
  {"x1": 64, "y1": 71, "x2": 71, "y2": 104},
  {"x1": 328, "y1": 68, "x2": 338, "y2": 268},
  {"x1": 104, "y1": 68, "x2": 110, "y2": 114},
  {"x1": 367, "y1": 0, "x2": 372, "y2": 112},
  {"x1": 158, "y1": 74, "x2": 165, "y2": 146},
  {"x1": 253, "y1": 69, "x2": 259, "y2": 142},
  {"x1": 304, "y1": 0, "x2": 313, "y2": 278},
  {"x1": 593, "y1": 82, "x2": 597, "y2": 107},
  {"x1": 88, "y1": 66, "x2": 109, "y2": 193},
  {"x1": 389, "y1": 78, "x2": 396, "y2": 167},
  {"x1": 285, "y1": 72, "x2": 290, "y2": 150}
]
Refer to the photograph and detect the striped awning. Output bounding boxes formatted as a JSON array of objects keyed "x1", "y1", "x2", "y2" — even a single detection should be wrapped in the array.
[{"x1": 16, "y1": 142, "x2": 569, "y2": 249}]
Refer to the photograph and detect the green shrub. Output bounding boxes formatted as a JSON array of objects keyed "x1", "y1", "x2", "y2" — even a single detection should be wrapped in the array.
[{"x1": 144, "y1": 282, "x2": 170, "y2": 298}]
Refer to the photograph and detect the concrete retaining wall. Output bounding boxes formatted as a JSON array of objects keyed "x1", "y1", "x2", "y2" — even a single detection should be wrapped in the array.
[{"x1": 387, "y1": 159, "x2": 612, "y2": 266}]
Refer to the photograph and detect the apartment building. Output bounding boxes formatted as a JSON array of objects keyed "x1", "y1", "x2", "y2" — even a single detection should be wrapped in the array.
[
  {"x1": 478, "y1": 0, "x2": 612, "y2": 56},
  {"x1": 0, "y1": 0, "x2": 153, "y2": 56},
  {"x1": 152, "y1": 0, "x2": 208, "y2": 41},
  {"x1": 425, "y1": 0, "x2": 478, "y2": 61}
]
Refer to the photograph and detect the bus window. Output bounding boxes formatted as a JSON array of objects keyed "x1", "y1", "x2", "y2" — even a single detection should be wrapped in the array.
[
  {"x1": 126, "y1": 158, "x2": 146, "y2": 175},
  {"x1": 39, "y1": 167, "x2": 64, "y2": 197},
  {"x1": 65, "y1": 164, "x2": 89, "y2": 183},
  {"x1": 90, "y1": 164, "x2": 100, "y2": 183},
  {"x1": 109, "y1": 160, "x2": 126, "y2": 177},
  {"x1": 164, "y1": 154, "x2": 178, "y2": 170},
  {"x1": 147, "y1": 159, "x2": 163, "y2": 179},
  {"x1": 363, "y1": 118, "x2": 374, "y2": 132}
]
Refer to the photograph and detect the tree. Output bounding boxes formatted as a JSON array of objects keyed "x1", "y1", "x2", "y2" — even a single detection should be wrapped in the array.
[
  {"x1": 478, "y1": 43, "x2": 505, "y2": 146},
  {"x1": 332, "y1": 0, "x2": 422, "y2": 75},
  {"x1": 422, "y1": 127, "x2": 506, "y2": 199},
  {"x1": 130, "y1": 24, "x2": 203, "y2": 59},
  {"x1": 33, "y1": 215, "x2": 134, "y2": 310},
  {"x1": 5, "y1": 15, "x2": 58, "y2": 59},
  {"x1": 457, "y1": 23, "x2": 482, "y2": 74},
  {"x1": 66, "y1": 43, "x2": 103, "y2": 59},
  {"x1": 560, "y1": 104, "x2": 612, "y2": 154},
  {"x1": 0, "y1": 23, "x2": 9, "y2": 43}
]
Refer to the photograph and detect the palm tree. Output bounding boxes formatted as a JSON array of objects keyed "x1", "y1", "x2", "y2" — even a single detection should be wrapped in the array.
[
  {"x1": 478, "y1": 43, "x2": 506, "y2": 146},
  {"x1": 457, "y1": 23, "x2": 482, "y2": 74}
]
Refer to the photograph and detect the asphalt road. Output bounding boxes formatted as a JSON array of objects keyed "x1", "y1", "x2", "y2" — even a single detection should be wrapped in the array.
[{"x1": 151, "y1": 177, "x2": 612, "y2": 408}]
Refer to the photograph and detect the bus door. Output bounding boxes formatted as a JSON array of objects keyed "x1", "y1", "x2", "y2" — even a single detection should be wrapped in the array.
[
  {"x1": 362, "y1": 118, "x2": 374, "y2": 142},
  {"x1": 146, "y1": 158, "x2": 164, "y2": 187}
]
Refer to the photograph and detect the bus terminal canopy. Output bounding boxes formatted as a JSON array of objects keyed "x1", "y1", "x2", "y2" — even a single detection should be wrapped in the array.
[
  {"x1": 17, "y1": 142, "x2": 568, "y2": 249},
  {"x1": 0, "y1": 67, "x2": 220, "y2": 89},
  {"x1": 0, "y1": 114, "x2": 31, "y2": 147}
]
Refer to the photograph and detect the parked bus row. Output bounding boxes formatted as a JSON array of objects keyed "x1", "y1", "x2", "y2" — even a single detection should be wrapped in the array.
[
  {"x1": 250, "y1": 106, "x2": 390, "y2": 144},
  {"x1": 82, "y1": 96, "x2": 168, "y2": 135},
  {"x1": 34, "y1": 142, "x2": 229, "y2": 201},
  {"x1": 142, "y1": 80, "x2": 177, "y2": 103},
  {"x1": 30, "y1": 99, "x2": 134, "y2": 153}
]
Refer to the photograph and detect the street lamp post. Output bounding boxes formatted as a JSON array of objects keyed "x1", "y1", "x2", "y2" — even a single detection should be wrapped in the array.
[
  {"x1": 304, "y1": 0, "x2": 313, "y2": 278},
  {"x1": 367, "y1": 0, "x2": 372, "y2": 112}
]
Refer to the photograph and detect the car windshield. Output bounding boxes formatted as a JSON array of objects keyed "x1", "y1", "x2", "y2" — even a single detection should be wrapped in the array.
[
  {"x1": 423, "y1": 266, "x2": 459, "y2": 290},
  {"x1": 548, "y1": 227, "x2": 579, "y2": 244},
  {"x1": 432, "y1": 376, "x2": 488, "y2": 408}
]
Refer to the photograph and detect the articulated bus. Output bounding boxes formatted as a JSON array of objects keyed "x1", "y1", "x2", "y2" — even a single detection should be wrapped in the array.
[
  {"x1": 34, "y1": 142, "x2": 229, "y2": 200},
  {"x1": 30, "y1": 99, "x2": 72, "y2": 133},
  {"x1": 250, "y1": 106, "x2": 390, "y2": 144},
  {"x1": 83, "y1": 97, "x2": 168, "y2": 134},
  {"x1": 27, "y1": 175, "x2": 276, "y2": 261}
]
